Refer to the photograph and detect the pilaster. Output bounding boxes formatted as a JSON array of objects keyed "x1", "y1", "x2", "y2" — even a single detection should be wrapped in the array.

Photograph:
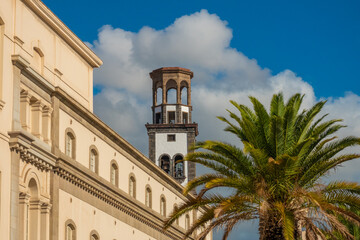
[
  {"x1": 49, "y1": 172, "x2": 60, "y2": 240},
  {"x1": 31, "y1": 100, "x2": 45, "y2": 139},
  {"x1": 29, "y1": 200, "x2": 42, "y2": 240},
  {"x1": 175, "y1": 105, "x2": 181, "y2": 124},
  {"x1": 10, "y1": 151, "x2": 20, "y2": 240},
  {"x1": 20, "y1": 90, "x2": 32, "y2": 131},
  {"x1": 51, "y1": 95, "x2": 60, "y2": 155},
  {"x1": 18, "y1": 192, "x2": 30, "y2": 240},
  {"x1": 10, "y1": 54, "x2": 29, "y2": 240},
  {"x1": 42, "y1": 106, "x2": 53, "y2": 145},
  {"x1": 40, "y1": 202, "x2": 52, "y2": 240}
]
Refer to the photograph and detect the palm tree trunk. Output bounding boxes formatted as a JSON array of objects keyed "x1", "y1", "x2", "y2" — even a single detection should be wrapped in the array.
[{"x1": 259, "y1": 212, "x2": 285, "y2": 240}]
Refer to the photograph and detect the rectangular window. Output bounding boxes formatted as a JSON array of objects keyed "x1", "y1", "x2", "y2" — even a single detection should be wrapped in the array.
[
  {"x1": 183, "y1": 112, "x2": 188, "y2": 124},
  {"x1": 167, "y1": 134, "x2": 176, "y2": 142},
  {"x1": 168, "y1": 111, "x2": 175, "y2": 124},
  {"x1": 155, "y1": 112, "x2": 161, "y2": 124}
]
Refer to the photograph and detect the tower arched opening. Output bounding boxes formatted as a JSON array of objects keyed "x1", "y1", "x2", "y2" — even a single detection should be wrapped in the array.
[
  {"x1": 174, "y1": 154, "x2": 184, "y2": 179},
  {"x1": 180, "y1": 80, "x2": 189, "y2": 105},
  {"x1": 181, "y1": 87, "x2": 188, "y2": 105},
  {"x1": 160, "y1": 155, "x2": 171, "y2": 175},
  {"x1": 166, "y1": 79, "x2": 177, "y2": 104},
  {"x1": 156, "y1": 87, "x2": 162, "y2": 105},
  {"x1": 166, "y1": 88, "x2": 176, "y2": 104}
]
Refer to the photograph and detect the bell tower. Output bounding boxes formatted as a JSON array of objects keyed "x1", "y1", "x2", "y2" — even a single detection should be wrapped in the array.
[{"x1": 145, "y1": 67, "x2": 198, "y2": 185}]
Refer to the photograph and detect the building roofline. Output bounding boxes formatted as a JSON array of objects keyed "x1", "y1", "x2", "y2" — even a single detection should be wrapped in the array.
[
  {"x1": 150, "y1": 67, "x2": 194, "y2": 79},
  {"x1": 22, "y1": 0, "x2": 103, "y2": 68}
]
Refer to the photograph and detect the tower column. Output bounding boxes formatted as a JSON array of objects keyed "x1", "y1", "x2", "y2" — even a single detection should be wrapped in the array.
[
  {"x1": 153, "y1": 85, "x2": 157, "y2": 106},
  {"x1": 176, "y1": 85, "x2": 181, "y2": 104},
  {"x1": 187, "y1": 86, "x2": 191, "y2": 106},
  {"x1": 162, "y1": 84, "x2": 166, "y2": 104}
]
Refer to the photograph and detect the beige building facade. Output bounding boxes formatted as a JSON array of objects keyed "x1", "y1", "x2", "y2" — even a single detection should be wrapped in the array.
[{"x1": 0, "y1": 0, "x2": 212, "y2": 239}]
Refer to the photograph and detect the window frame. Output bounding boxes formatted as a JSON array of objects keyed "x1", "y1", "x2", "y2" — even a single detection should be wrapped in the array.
[
  {"x1": 65, "y1": 219, "x2": 77, "y2": 240},
  {"x1": 89, "y1": 145, "x2": 99, "y2": 174},
  {"x1": 110, "y1": 160, "x2": 119, "y2": 187},
  {"x1": 65, "y1": 128, "x2": 76, "y2": 159},
  {"x1": 89, "y1": 230, "x2": 100, "y2": 240},
  {"x1": 159, "y1": 154, "x2": 171, "y2": 175},
  {"x1": 160, "y1": 195, "x2": 166, "y2": 217},
  {"x1": 167, "y1": 111, "x2": 176, "y2": 124},
  {"x1": 145, "y1": 185, "x2": 152, "y2": 208},
  {"x1": 129, "y1": 174, "x2": 136, "y2": 198},
  {"x1": 174, "y1": 154, "x2": 184, "y2": 178},
  {"x1": 167, "y1": 134, "x2": 176, "y2": 142},
  {"x1": 185, "y1": 214, "x2": 190, "y2": 230},
  {"x1": 173, "y1": 204, "x2": 179, "y2": 225},
  {"x1": 182, "y1": 112, "x2": 188, "y2": 124}
]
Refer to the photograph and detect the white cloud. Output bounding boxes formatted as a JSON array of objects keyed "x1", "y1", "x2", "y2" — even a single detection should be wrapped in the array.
[{"x1": 90, "y1": 9, "x2": 360, "y2": 240}]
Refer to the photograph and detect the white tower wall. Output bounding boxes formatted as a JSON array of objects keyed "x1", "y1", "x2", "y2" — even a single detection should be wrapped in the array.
[{"x1": 155, "y1": 133, "x2": 189, "y2": 185}]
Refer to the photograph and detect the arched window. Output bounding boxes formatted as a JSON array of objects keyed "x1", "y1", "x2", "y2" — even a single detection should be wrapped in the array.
[
  {"x1": 166, "y1": 79, "x2": 177, "y2": 104},
  {"x1": 33, "y1": 47, "x2": 44, "y2": 75},
  {"x1": 129, "y1": 175, "x2": 136, "y2": 198},
  {"x1": 180, "y1": 81, "x2": 189, "y2": 105},
  {"x1": 156, "y1": 87, "x2": 162, "y2": 105},
  {"x1": 89, "y1": 146, "x2": 99, "y2": 173},
  {"x1": 65, "y1": 129, "x2": 76, "y2": 159},
  {"x1": 185, "y1": 214, "x2": 190, "y2": 230},
  {"x1": 90, "y1": 230, "x2": 99, "y2": 240},
  {"x1": 65, "y1": 220, "x2": 76, "y2": 240},
  {"x1": 174, "y1": 204, "x2": 179, "y2": 225},
  {"x1": 174, "y1": 155, "x2": 184, "y2": 178},
  {"x1": 24, "y1": 178, "x2": 39, "y2": 240},
  {"x1": 181, "y1": 87, "x2": 188, "y2": 105},
  {"x1": 160, "y1": 155, "x2": 171, "y2": 175},
  {"x1": 167, "y1": 89, "x2": 176, "y2": 104},
  {"x1": 110, "y1": 161, "x2": 118, "y2": 186},
  {"x1": 160, "y1": 196, "x2": 166, "y2": 217},
  {"x1": 145, "y1": 186, "x2": 152, "y2": 208}
]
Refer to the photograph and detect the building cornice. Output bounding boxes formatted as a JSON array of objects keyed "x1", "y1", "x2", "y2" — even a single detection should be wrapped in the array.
[
  {"x1": 55, "y1": 154, "x2": 191, "y2": 240},
  {"x1": 8, "y1": 130, "x2": 56, "y2": 171},
  {"x1": 145, "y1": 123, "x2": 199, "y2": 136},
  {"x1": 150, "y1": 67, "x2": 194, "y2": 79},
  {"x1": 20, "y1": 0, "x2": 102, "y2": 68},
  {"x1": 53, "y1": 87, "x2": 196, "y2": 200}
]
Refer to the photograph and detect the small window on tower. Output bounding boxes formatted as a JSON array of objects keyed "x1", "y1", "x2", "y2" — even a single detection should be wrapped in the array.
[
  {"x1": 167, "y1": 134, "x2": 176, "y2": 142},
  {"x1": 183, "y1": 112, "x2": 188, "y2": 124},
  {"x1": 168, "y1": 111, "x2": 175, "y2": 124},
  {"x1": 155, "y1": 113, "x2": 161, "y2": 124}
]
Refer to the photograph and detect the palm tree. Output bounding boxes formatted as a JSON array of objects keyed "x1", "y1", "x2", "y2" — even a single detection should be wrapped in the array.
[{"x1": 164, "y1": 93, "x2": 360, "y2": 240}]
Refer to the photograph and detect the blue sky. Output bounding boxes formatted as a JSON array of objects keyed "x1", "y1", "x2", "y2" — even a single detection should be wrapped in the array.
[
  {"x1": 44, "y1": 0, "x2": 360, "y2": 98},
  {"x1": 42, "y1": 0, "x2": 360, "y2": 239}
]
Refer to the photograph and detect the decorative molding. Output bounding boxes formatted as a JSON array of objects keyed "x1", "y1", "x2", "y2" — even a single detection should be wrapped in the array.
[
  {"x1": 14, "y1": 36, "x2": 25, "y2": 46},
  {"x1": 8, "y1": 130, "x2": 55, "y2": 171},
  {"x1": 11, "y1": 54, "x2": 30, "y2": 69},
  {"x1": 146, "y1": 123, "x2": 199, "y2": 136},
  {"x1": 54, "y1": 156, "x2": 190, "y2": 240},
  {"x1": 53, "y1": 87, "x2": 192, "y2": 198},
  {"x1": 20, "y1": 0, "x2": 102, "y2": 68},
  {"x1": 54, "y1": 68, "x2": 63, "y2": 78}
]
